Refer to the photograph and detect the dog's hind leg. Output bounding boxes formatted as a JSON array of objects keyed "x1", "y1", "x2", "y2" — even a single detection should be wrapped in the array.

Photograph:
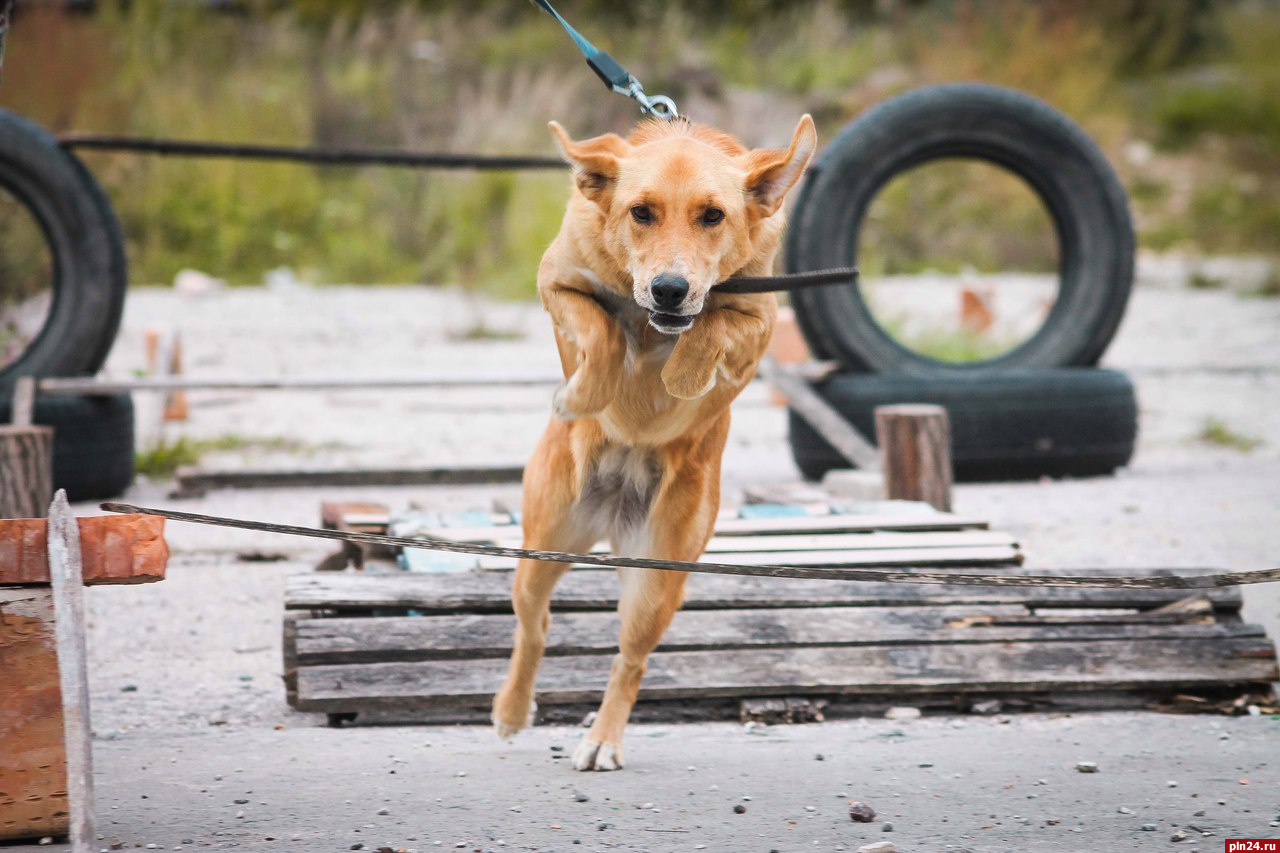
[
  {"x1": 571, "y1": 565, "x2": 691, "y2": 771},
  {"x1": 492, "y1": 423, "x2": 597, "y2": 740},
  {"x1": 491, "y1": 555, "x2": 574, "y2": 739},
  {"x1": 572, "y1": 443, "x2": 720, "y2": 771}
]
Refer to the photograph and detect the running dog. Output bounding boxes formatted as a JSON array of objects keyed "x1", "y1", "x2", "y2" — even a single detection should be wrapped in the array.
[{"x1": 492, "y1": 114, "x2": 817, "y2": 770}]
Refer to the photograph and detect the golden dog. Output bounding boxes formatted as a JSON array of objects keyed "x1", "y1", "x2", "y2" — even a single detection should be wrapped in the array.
[{"x1": 492, "y1": 114, "x2": 816, "y2": 770}]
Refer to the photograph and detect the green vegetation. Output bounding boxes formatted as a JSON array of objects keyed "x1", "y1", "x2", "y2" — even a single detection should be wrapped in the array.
[
  {"x1": 135, "y1": 433, "x2": 346, "y2": 478},
  {"x1": 0, "y1": 0, "x2": 1276, "y2": 296},
  {"x1": 1198, "y1": 417, "x2": 1262, "y2": 452}
]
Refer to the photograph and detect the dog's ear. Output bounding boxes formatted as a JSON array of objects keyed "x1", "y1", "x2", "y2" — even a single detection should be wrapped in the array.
[
  {"x1": 549, "y1": 121, "x2": 629, "y2": 205},
  {"x1": 743, "y1": 114, "x2": 817, "y2": 217}
]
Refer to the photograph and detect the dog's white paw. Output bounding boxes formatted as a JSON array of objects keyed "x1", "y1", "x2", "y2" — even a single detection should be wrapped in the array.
[
  {"x1": 492, "y1": 700, "x2": 536, "y2": 740},
  {"x1": 552, "y1": 381, "x2": 581, "y2": 421},
  {"x1": 571, "y1": 738, "x2": 624, "y2": 771}
]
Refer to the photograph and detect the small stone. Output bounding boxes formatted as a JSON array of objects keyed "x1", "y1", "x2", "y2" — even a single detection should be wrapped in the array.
[
  {"x1": 1075, "y1": 761, "x2": 1099, "y2": 773},
  {"x1": 1141, "y1": 823, "x2": 1157, "y2": 831},
  {"x1": 857, "y1": 843, "x2": 897, "y2": 853},
  {"x1": 108, "y1": 838, "x2": 124, "y2": 850},
  {"x1": 849, "y1": 801, "x2": 877, "y2": 823},
  {"x1": 882, "y1": 822, "x2": 894, "y2": 832},
  {"x1": 549, "y1": 745, "x2": 564, "y2": 752},
  {"x1": 376, "y1": 807, "x2": 389, "y2": 815},
  {"x1": 596, "y1": 822, "x2": 610, "y2": 831},
  {"x1": 1171, "y1": 830, "x2": 1189, "y2": 842},
  {"x1": 455, "y1": 771, "x2": 466, "y2": 777},
  {"x1": 883, "y1": 707, "x2": 920, "y2": 721},
  {"x1": 804, "y1": 805, "x2": 816, "y2": 812},
  {"x1": 181, "y1": 840, "x2": 193, "y2": 846},
  {"x1": 121, "y1": 685, "x2": 138, "y2": 693},
  {"x1": 1193, "y1": 810, "x2": 1205, "y2": 817},
  {"x1": 573, "y1": 791, "x2": 589, "y2": 803},
  {"x1": 146, "y1": 845, "x2": 159, "y2": 850},
  {"x1": 350, "y1": 845, "x2": 364, "y2": 851},
  {"x1": 1167, "y1": 780, "x2": 1178, "y2": 788},
  {"x1": 815, "y1": 753, "x2": 825, "y2": 761},
  {"x1": 1117, "y1": 806, "x2": 1134, "y2": 815},
  {"x1": 234, "y1": 799, "x2": 249, "y2": 805},
  {"x1": 235, "y1": 811, "x2": 244, "y2": 819},
  {"x1": 971, "y1": 699, "x2": 1002, "y2": 715},
  {"x1": 1046, "y1": 818, "x2": 1061, "y2": 826},
  {"x1": 38, "y1": 839, "x2": 52, "y2": 847},
  {"x1": 733, "y1": 805, "x2": 747, "y2": 814}
]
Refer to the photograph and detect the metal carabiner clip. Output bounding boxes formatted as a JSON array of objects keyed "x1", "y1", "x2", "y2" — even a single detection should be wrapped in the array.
[{"x1": 621, "y1": 78, "x2": 680, "y2": 122}]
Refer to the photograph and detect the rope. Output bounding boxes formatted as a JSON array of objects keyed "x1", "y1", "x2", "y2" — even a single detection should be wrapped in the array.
[
  {"x1": 59, "y1": 135, "x2": 567, "y2": 170},
  {"x1": 101, "y1": 503, "x2": 1280, "y2": 591}
]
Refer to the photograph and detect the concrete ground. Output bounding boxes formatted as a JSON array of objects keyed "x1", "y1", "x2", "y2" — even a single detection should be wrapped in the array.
[{"x1": 13, "y1": 270, "x2": 1280, "y2": 852}]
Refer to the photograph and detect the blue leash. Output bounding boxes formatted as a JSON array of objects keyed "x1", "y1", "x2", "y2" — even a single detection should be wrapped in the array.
[{"x1": 528, "y1": 0, "x2": 680, "y2": 120}]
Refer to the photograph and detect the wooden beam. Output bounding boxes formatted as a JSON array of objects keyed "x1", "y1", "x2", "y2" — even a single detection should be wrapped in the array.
[
  {"x1": 46, "y1": 491, "x2": 94, "y2": 853},
  {"x1": 758, "y1": 357, "x2": 880, "y2": 470},
  {"x1": 10, "y1": 376, "x2": 36, "y2": 426},
  {"x1": 0, "y1": 425, "x2": 53, "y2": 519},
  {"x1": 0, "y1": 515, "x2": 168, "y2": 586},
  {"x1": 284, "y1": 569, "x2": 1246, "y2": 615},
  {"x1": 291, "y1": 606, "x2": 1263, "y2": 666},
  {"x1": 293, "y1": 635, "x2": 1279, "y2": 712},
  {"x1": 875, "y1": 404, "x2": 953, "y2": 512}
]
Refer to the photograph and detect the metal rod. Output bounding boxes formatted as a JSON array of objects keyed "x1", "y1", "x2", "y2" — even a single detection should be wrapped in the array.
[{"x1": 100, "y1": 502, "x2": 1280, "y2": 590}]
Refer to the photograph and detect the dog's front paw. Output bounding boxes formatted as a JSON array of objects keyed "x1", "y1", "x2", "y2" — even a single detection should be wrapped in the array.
[
  {"x1": 571, "y1": 737, "x2": 624, "y2": 771},
  {"x1": 553, "y1": 376, "x2": 610, "y2": 420},
  {"x1": 492, "y1": 693, "x2": 537, "y2": 740},
  {"x1": 661, "y1": 363, "x2": 718, "y2": 401}
]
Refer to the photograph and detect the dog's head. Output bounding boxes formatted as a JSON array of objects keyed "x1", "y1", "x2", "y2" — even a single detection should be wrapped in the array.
[{"x1": 550, "y1": 115, "x2": 816, "y2": 334}]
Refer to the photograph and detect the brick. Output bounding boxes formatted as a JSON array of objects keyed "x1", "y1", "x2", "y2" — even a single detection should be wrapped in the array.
[{"x1": 0, "y1": 515, "x2": 168, "y2": 586}]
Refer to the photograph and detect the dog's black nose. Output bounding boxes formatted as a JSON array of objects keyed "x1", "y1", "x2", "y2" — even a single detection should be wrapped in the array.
[{"x1": 650, "y1": 275, "x2": 689, "y2": 311}]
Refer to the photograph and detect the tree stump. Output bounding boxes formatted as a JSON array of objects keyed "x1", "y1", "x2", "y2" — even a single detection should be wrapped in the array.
[
  {"x1": 0, "y1": 425, "x2": 53, "y2": 518},
  {"x1": 874, "y1": 404, "x2": 953, "y2": 512}
]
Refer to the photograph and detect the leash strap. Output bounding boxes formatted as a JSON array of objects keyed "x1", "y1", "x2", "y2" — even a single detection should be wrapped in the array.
[
  {"x1": 528, "y1": 0, "x2": 679, "y2": 120},
  {"x1": 716, "y1": 267, "x2": 860, "y2": 295},
  {"x1": 101, "y1": 502, "x2": 1280, "y2": 591}
]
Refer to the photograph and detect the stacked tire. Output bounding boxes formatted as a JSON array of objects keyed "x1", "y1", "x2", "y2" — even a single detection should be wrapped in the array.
[
  {"x1": 785, "y1": 84, "x2": 1138, "y2": 482},
  {"x1": 1, "y1": 109, "x2": 134, "y2": 500}
]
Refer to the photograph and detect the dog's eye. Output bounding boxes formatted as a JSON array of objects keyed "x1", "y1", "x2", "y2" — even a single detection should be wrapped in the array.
[
  {"x1": 630, "y1": 205, "x2": 653, "y2": 224},
  {"x1": 701, "y1": 207, "x2": 725, "y2": 226}
]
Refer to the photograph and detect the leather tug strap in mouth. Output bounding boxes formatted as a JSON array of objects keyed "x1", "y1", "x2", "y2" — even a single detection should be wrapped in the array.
[{"x1": 714, "y1": 267, "x2": 860, "y2": 295}]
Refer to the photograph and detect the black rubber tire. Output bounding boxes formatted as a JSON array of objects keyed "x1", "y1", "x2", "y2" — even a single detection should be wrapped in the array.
[
  {"x1": 787, "y1": 83, "x2": 1134, "y2": 376},
  {"x1": 788, "y1": 369, "x2": 1137, "y2": 482},
  {"x1": 0, "y1": 394, "x2": 135, "y2": 501},
  {"x1": 0, "y1": 109, "x2": 127, "y2": 394}
]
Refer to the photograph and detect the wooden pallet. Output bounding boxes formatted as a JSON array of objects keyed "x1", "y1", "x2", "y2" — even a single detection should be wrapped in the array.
[
  {"x1": 284, "y1": 503, "x2": 1278, "y2": 722},
  {"x1": 322, "y1": 499, "x2": 1022, "y2": 573}
]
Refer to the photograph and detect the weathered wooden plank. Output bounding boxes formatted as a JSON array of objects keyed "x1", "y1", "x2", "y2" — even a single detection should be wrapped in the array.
[
  {"x1": 293, "y1": 635, "x2": 1279, "y2": 712},
  {"x1": 0, "y1": 515, "x2": 168, "y2": 586},
  {"x1": 285, "y1": 569, "x2": 1245, "y2": 614},
  {"x1": 471, "y1": 544, "x2": 1021, "y2": 571},
  {"x1": 406, "y1": 512, "x2": 993, "y2": 544},
  {"x1": 290, "y1": 606, "x2": 1264, "y2": 666},
  {"x1": 46, "y1": 492, "x2": 94, "y2": 853},
  {"x1": 482, "y1": 530, "x2": 1018, "y2": 554},
  {"x1": 0, "y1": 587, "x2": 69, "y2": 841}
]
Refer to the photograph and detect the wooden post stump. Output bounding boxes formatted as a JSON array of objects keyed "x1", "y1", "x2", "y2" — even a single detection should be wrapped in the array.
[
  {"x1": 874, "y1": 404, "x2": 953, "y2": 512},
  {"x1": 0, "y1": 425, "x2": 54, "y2": 519}
]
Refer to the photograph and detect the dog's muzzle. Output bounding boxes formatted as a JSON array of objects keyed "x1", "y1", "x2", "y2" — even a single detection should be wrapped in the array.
[{"x1": 647, "y1": 274, "x2": 695, "y2": 334}]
